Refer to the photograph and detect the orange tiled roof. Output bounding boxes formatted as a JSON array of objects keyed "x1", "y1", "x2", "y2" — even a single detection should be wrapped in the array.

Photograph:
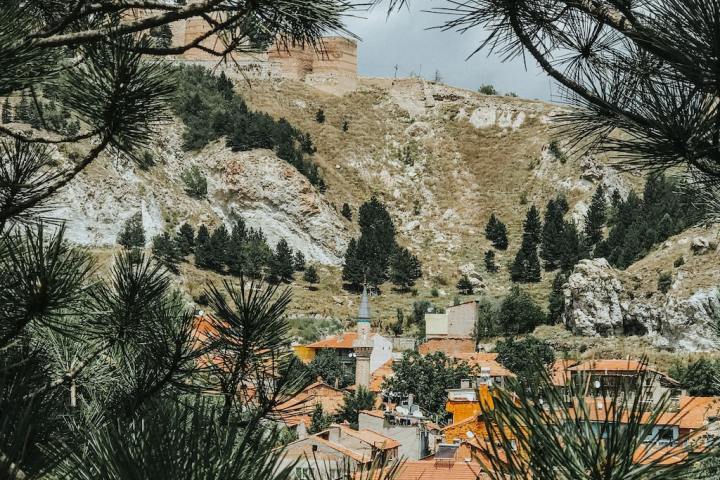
[
  {"x1": 674, "y1": 396, "x2": 720, "y2": 429},
  {"x1": 633, "y1": 445, "x2": 689, "y2": 465},
  {"x1": 337, "y1": 424, "x2": 401, "y2": 450},
  {"x1": 370, "y1": 359, "x2": 393, "y2": 392},
  {"x1": 360, "y1": 409, "x2": 386, "y2": 419},
  {"x1": 418, "y1": 338, "x2": 476, "y2": 356},
  {"x1": 273, "y1": 381, "x2": 345, "y2": 426},
  {"x1": 551, "y1": 359, "x2": 580, "y2": 386},
  {"x1": 454, "y1": 353, "x2": 514, "y2": 377},
  {"x1": 390, "y1": 460, "x2": 487, "y2": 480},
  {"x1": 306, "y1": 332, "x2": 359, "y2": 349}
]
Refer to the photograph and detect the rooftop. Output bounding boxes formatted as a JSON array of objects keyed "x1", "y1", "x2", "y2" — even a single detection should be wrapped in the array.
[{"x1": 306, "y1": 332, "x2": 360, "y2": 349}]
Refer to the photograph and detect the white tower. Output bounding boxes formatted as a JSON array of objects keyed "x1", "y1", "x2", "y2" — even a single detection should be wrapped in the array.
[{"x1": 353, "y1": 286, "x2": 373, "y2": 388}]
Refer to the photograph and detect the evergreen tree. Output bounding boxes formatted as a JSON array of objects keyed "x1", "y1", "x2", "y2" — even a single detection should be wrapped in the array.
[
  {"x1": 540, "y1": 198, "x2": 565, "y2": 270},
  {"x1": 308, "y1": 404, "x2": 332, "y2": 434},
  {"x1": 241, "y1": 229, "x2": 272, "y2": 279},
  {"x1": 303, "y1": 265, "x2": 319, "y2": 289},
  {"x1": 524, "y1": 205, "x2": 542, "y2": 245},
  {"x1": 268, "y1": 238, "x2": 294, "y2": 284},
  {"x1": 484, "y1": 250, "x2": 498, "y2": 273},
  {"x1": 342, "y1": 238, "x2": 364, "y2": 290},
  {"x1": 584, "y1": 185, "x2": 607, "y2": 247},
  {"x1": 456, "y1": 275, "x2": 474, "y2": 295},
  {"x1": 342, "y1": 196, "x2": 397, "y2": 290},
  {"x1": 117, "y1": 212, "x2": 146, "y2": 249},
  {"x1": 498, "y1": 286, "x2": 547, "y2": 335},
  {"x1": 485, "y1": 213, "x2": 509, "y2": 250},
  {"x1": 341, "y1": 202, "x2": 352, "y2": 221},
  {"x1": 226, "y1": 219, "x2": 247, "y2": 276},
  {"x1": 174, "y1": 222, "x2": 195, "y2": 257},
  {"x1": 1, "y1": 97, "x2": 12, "y2": 123},
  {"x1": 337, "y1": 386, "x2": 374, "y2": 429},
  {"x1": 388, "y1": 246, "x2": 422, "y2": 291},
  {"x1": 558, "y1": 221, "x2": 589, "y2": 272},
  {"x1": 512, "y1": 208, "x2": 543, "y2": 282},
  {"x1": 152, "y1": 232, "x2": 181, "y2": 273},
  {"x1": 293, "y1": 251, "x2": 306, "y2": 271},
  {"x1": 206, "y1": 225, "x2": 230, "y2": 272},
  {"x1": 548, "y1": 272, "x2": 567, "y2": 325},
  {"x1": 194, "y1": 224, "x2": 213, "y2": 270}
]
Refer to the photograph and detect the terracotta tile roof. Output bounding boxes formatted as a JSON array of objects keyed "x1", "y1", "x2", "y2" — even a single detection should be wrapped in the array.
[
  {"x1": 337, "y1": 424, "x2": 401, "y2": 450},
  {"x1": 273, "y1": 381, "x2": 345, "y2": 426},
  {"x1": 674, "y1": 396, "x2": 720, "y2": 430},
  {"x1": 390, "y1": 460, "x2": 487, "y2": 480},
  {"x1": 633, "y1": 445, "x2": 689, "y2": 465},
  {"x1": 369, "y1": 359, "x2": 393, "y2": 392},
  {"x1": 550, "y1": 359, "x2": 580, "y2": 386},
  {"x1": 360, "y1": 409, "x2": 386, "y2": 419},
  {"x1": 418, "y1": 338, "x2": 476, "y2": 356},
  {"x1": 567, "y1": 359, "x2": 680, "y2": 385},
  {"x1": 306, "y1": 332, "x2": 359, "y2": 349},
  {"x1": 454, "y1": 353, "x2": 514, "y2": 377}
]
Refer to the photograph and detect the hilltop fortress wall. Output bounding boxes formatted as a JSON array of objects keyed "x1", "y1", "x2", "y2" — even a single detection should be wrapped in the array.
[{"x1": 160, "y1": 16, "x2": 358, "y2": 93}]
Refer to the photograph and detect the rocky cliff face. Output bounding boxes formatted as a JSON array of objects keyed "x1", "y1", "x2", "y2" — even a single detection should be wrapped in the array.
[
  {"x1": 563, "y1": 258, "x2": 720, "y2": 352},
  {"x1": 50, "y1": 123, "x2": 351, "y2": 265}
]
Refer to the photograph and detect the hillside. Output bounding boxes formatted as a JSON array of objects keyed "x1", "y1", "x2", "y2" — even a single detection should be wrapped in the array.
[{"x1": 47, "y1": 74, "x2": 702, "y2": 333}]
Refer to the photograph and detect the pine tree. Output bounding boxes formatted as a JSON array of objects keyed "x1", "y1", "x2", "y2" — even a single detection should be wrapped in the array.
[
  {"x1": 268, "y1": 238, "x2": 294, "y2": 284},
  {"x1": 341, "y1": 202, "x2": 352, "y2": 221},
  {"x1": 350, "y1": 196, "x2": 398, "y2": 289},
  {"x1": 584, "y1": 185, "x2": 607, "y2": 247},
  {"x1": 293, "y1": 251, "x2": 306, "y2": 271},
  {"x1": 548, "y1": 272, "x2": 567, "y2": 325},
  {"x1": 152, "y1": 232, "x2": 181, "y2": 273},
  {"x1": 540, "y1": 197, "x2": 567, "y2": 270},
  {"x1": 206, "y1": 225, "x2": 230, "y2": 272},
  {"x1": 389, "y1": 246, "x2": 422, "y2": 291},
  {"x1": 226, "y1": 219, "x2": 248, "y2": 276},
  {"x1": 117, "y1": 212, "x2": 146, "y2": 249},
  {"x1": 1, "y1": 97, "x2": 12, "y2": 123},
  {"x1": 342, "y1": 238, "x2": 364, "y2": 290},
  {"x1": 241, "y1": 229, "x2": 272, "y2": 279},
  {"x1": 174, "y1": 222, "x2": 195, "y2": 257},
  {"x1": 485, "y1": 213, "x2": 509, "y2": 250},
  {"x1": 524, "y1": 205, "x2": 542, "y2": 245},
  {"x1": 484, "y1": 250, "x2": 498, "y2": 273},
  {"x1": 303, "y1": 265, "x2": 319, "y2": 289},
  {"x1": 308, "y1": 403, "x2": 332, "y2": 434},
  {"x1": 456, "y1": 275, "x2": 474, "y2": 295},
  {"x1": 511, "y1": 234, "x2": 542, "y2": 283},
  {"x1": 558, "y1": 221, "x2": 589, "y2": 272},
  {"x1": 194, "y1": 225, "x2": 212, "y2": 269}
]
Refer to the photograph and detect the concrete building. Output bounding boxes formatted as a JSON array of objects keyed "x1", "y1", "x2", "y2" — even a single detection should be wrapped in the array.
[
  {"x1": 279, "y1": 424, "x2": 399, "y2": 478},
  {"x1": 353, "y1": 287, "x2": 375, "y2": 388},
  {"x1": 425, "y1": 300, "x2": 479, "y2": 340},
  {"x1": 358, "y1": 409, "x2": 440, "y2": 460}
]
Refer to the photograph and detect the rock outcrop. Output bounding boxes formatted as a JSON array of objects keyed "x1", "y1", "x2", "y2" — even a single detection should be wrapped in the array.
[{"x1": 563, "y1": 259, "x2": 720, "y2": 351}]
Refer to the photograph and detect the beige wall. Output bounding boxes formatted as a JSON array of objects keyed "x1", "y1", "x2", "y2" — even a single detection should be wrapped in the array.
[
  {"x1": 447, "y1": 302, "x2": 478, "y2": 338},
  {"x1": 425, "y1": 314, "x2": 449, "y2": 338}
]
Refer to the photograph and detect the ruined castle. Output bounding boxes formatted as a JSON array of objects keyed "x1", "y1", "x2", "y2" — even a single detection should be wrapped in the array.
[{"x1": 165, "y1": 17, "x2": 359, "y2": 93}]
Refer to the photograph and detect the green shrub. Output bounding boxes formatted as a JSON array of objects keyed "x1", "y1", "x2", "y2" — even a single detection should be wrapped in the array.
[
  {"x1": 657, "y1": 271, "x2": 672, "y2": 293},
  {"x1": 674, "y1": 256, "x2": 685, "y2": 268},
  {"x1": 478, "y1": 84, "x2": 497, "y2": 95},
  {"x1": 181, "y1": 165, "x2": 207, "y2": 198}
]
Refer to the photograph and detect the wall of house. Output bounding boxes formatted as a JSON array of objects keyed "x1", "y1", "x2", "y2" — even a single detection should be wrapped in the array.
[
  {"x1": 447, "y1": 302, "x2": 478, "y2": 338},
  {"x1": 370, "y1": 335, "x2": 393, "y2": 373},
  {"x1": 425, "y1": 314, "x2": 449, "y2": 338},
  {"x1": 279, "y1": 438, "x2": 357, "y2": 478}
]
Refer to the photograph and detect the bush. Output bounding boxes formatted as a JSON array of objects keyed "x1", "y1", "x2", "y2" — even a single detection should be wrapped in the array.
[
  {"x1": 138, "y1": 150, "x2": 155, "y2": 170},
  {"x1": 669, "y1": 359, "x2": 720, "y2": 396},
  {"x1": 498, "y1": 286, "x2": 546, "y2": 335},
  {"x1": 181, "y1": 165, "x2": 207, "y2": 198},
  {"x1": 548, "y1": 141, "x2": 568, "y2": 164},
  {"x1": 674, "y1": 256, "x2": 685, "y2": 268},
  {"x1": 456, "y1": 275, "x2": 474, "y2": 295},
  {"x1": 117, "y1": 212, "x2": 145, "y2": 249},
  {"x1": 341, "y1": 203, "x2": 352, "y2": 221},
  {"x1": 315, "y1": 108, "x2": 325, "y2": 123},
  {"x1": 478, "y1": 84, "x2": 497, "y2": 95},
  {"x1": 430, "y1": 288, "x2": 439, "y2": 297},
  {"x1": 657, "y1": 272, "x2": 672, "y2": 293},
  {"x1": 495, "y1": 336, "x2": 555, "y2": 391}
]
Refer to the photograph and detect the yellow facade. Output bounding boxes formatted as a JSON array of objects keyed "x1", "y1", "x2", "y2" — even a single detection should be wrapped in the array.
[{"x1": 293, "y1": 345, "x2": 316, "y2": 364}]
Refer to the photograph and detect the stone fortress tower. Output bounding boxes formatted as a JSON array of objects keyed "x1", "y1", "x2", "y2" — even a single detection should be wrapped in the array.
[
  {"x1": 136, "y1": 2, "x2": 359, "y2": 93},
  {"x1": 353, "y1": 287, "x2": 374, "y2": 388}
]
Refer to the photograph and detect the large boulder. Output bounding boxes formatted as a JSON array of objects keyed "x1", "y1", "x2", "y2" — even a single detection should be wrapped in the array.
[{"x1": 562, "y1": 258, "x2": 720, "y2": 351}]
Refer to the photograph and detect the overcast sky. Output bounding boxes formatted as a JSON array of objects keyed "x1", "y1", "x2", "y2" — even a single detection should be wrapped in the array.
[{"x1": 343, "y1": 1, "x2": 556, "y2": 101}]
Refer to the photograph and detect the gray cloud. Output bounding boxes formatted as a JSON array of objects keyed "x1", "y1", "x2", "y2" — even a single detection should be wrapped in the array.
[{"x1": 343, "y1": 1, "x2": 557, "y2": 101}]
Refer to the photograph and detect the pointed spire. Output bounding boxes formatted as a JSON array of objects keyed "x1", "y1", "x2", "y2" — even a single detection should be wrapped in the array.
[{"x1": 358, "y1": 285, "x2": 371, "y2": 322}]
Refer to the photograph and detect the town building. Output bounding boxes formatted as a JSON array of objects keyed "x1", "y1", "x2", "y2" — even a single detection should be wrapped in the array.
[
  {"x1": 358, "y1": 406, "x2": 441, "y2": 461},
  {"x1": 425, "y1": 300, "x2": 479, "y2": 340},
  {"x1": 279, "y1": 424, "x2": 399, "y2": 478},
  {"x1": 294, "y1": 289, "x2": 393, "y2": 388},
  {"x1": 272, "y1": 380, "x2": 345, "y2": 430}
]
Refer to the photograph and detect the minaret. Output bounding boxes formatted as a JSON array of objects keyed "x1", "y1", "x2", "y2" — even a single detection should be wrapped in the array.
[{"x1": 353, "y1": 286, "x2": 373, "y2": 388}]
